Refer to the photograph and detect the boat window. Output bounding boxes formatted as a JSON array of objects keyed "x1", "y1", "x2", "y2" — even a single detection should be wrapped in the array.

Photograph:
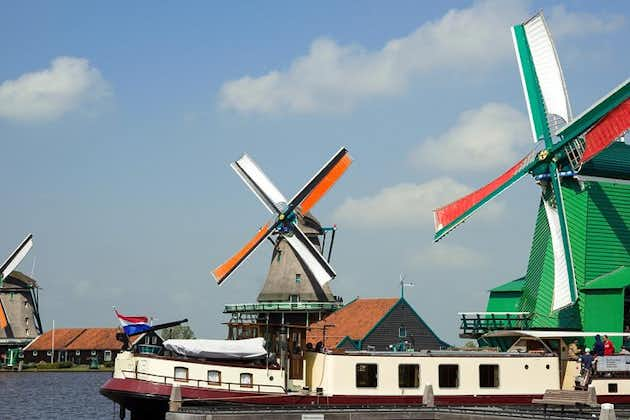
[
  {"x1": 356, "y1": 363, "x2": 377, "y2": 388},
  {"x1": 240, "y1": 373, "x2": 253, "y2": 388},
  {"x1": 398, "y1": 364, "x2": 419, "y2": 388},
  {"x1": 208, "y1": 370, "x2": 221, "y2": 385},
  {"x1": 438, "y1": 364, "x2": 459, "y2": 388},
  {"x1": 104, "y1": 350, "x2": 112, "y2": 362},
  {"x1": 174, "y1": 367, "x2": 189, "y2": 382},
  {"x1": 479, "y1": 364, "x2": 499, "y2": 388}
]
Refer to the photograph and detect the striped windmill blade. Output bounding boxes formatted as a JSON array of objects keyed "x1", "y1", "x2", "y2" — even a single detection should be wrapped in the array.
[
  {"x1": 284, "y1": 224, "x2": 336, "y2": 286},
  {"x1": 512, "y1": 12, "x2": 572, "y2": 144},
  {"x1": 433, "y1": 150, "x2": 539, "y2": 242},
  {"x1": 288, "y1": 147, "x2": 352, "y2": 215},
  {"x1": 556, "y1": 80, "x2": 630, "y2": 168},
  {"x1": 212, "y1": 221, "x2": 279, "y2": 285},
  {"x1": 231, "y1": 153, "x2": 288, "y2": 215},
  {"x1": 543, "y1": 163, "x2": 577, "y2": 311},
  {"x1": 0, "y1": 234, "x2": 33, "y2": 329}
]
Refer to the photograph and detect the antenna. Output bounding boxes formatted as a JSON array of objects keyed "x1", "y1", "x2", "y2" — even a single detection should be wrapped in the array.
[{"x1": 400, "y1": 273, "x2": 415, "y2": 299}]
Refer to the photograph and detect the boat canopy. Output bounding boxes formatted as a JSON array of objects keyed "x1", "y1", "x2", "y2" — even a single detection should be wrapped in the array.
[{"x1": 163, "y1": 337, "x2": 267, "y2": 360}]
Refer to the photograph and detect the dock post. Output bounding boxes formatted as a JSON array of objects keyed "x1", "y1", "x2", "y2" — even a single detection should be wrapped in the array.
[
  {"x1": 423, "y1": 384, "x2": 434, "y2": 407},
  {"x1": 599, "y1": 403, "x2": 616, "y2": 420},
  {"x1": 169, "y1": 384, "x2": 182, "y2": 412}
]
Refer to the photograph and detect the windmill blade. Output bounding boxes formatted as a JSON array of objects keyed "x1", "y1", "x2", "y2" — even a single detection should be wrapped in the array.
[
  {"x1": 231, "y1": 154, "x2": 288, "y2": 215},
  {"x1": 284, "y1": 225, "x2": 336, "y2": 286},
  {"x1": 288, "y1": 147, "x2": 352, "y2": 214},
  {"x1": 580, "y1": 97, "x2": 629, "y2": 164},
  {"x1": 0, "y1": 301, "x2": 7, "y2": 329},
  {"x1": 544, "y1": 163, "x2": 578, "y2": 311},
  {"x1": 433, "y1": 150, "x2": 539, "y2": 241},
  {"x1": 512, "y1": 12, "x2": 571, "y2": 143},
  {"x1": 1, "y1": 234, "x2": 33, "y2": 280},
  {"x1": 212, "y1": 222, "x2": 278, "y2": 285}
]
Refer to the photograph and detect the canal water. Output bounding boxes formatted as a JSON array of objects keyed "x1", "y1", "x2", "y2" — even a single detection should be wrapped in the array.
[{"x1": 0, "y1": 371, "x2": 121, "y2": 419}]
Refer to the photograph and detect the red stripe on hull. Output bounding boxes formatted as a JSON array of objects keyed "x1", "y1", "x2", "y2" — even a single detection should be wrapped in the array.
[{"x1": 102, "y1": 377, "x2": 630, "y2": 417}]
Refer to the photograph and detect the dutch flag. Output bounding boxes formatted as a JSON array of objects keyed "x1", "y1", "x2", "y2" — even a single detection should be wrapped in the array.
[{"x1": 114, "y1": 309, "x2": 151, "y2": 336}]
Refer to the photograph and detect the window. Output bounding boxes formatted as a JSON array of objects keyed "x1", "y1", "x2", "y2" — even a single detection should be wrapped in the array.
[
  {"x1": 208, "y1": 370, "x2": 221, "y2": 385},
  {"x1": 240, "y1": 373, "x2": 253, "y2": 388},
  {"x1": 355, "y1": 363, "x2": 378, "y2": 388},
  {"x1": 174, "y1": 367, "x2": 189, "y2": 382},
  {"x1": 439, "y1": 364, "x2": 459, "y2": 388},
  {"x1": 75, "y1": 350, "x2": 81, "y2": 356},
  {"x1": 90, "y1": 350, "x2": 97, "y2": 356},
  {"x1": 479, "y1": 364, "x2": 499, "y2": 388},
  {"x1": 289, "y1": 294, "x2": 300, "y2": 303},
  {"x1": 609, "y1": 383, "x2": 618, "y2": 393},
  {"x1": 398, "y1": 364, "x2": 420, "y2": 388},
  {"x1": 46, "y1": 351, "x2": 52, "y2": 356},
  {"x1": 151, "y1": 336, "x2": 158, "y2": 345},
  {"x1": 33, "y1": 351, "x2": 38, "y2": 356},
  {"x1": 104, "y1": 350, "x2": 112, "y2": 362},
  {"x1": 399, "y1": 326, "x2": 407, "y2": 338},
  {"x1": 295, "y1": 273, "x2": 301, "y2": 283}
]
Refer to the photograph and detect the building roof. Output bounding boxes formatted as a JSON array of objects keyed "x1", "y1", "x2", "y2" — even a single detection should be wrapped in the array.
[
  {"x1": 24, "y1": 328, "x2": 123, "y2": 351},
  {"x1": 583, "y1": 266, "x2": 630, "y2": 290},
  {"x1": 490, "y1": 277, "x2": 526, "y2": 293},
  {"x1": 307, "y1": 298, "x2": 399, "y2": 348}
]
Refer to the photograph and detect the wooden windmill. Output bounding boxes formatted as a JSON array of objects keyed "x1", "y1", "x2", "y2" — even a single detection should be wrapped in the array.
[
  {"x1": 213, "y1": 148, "x2": 352, "y2": 303},
  {"x1": 434, "y1": 13, "x2": 630, "y2": 333},
  {"x1": 0, "y1": 233, "x2": 42, "y2": 361}
]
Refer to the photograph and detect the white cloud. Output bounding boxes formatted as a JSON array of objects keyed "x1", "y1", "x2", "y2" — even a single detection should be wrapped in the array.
[
  {"x1": 548, "y1": 5, "x2": 625, "y2": 39},
  {"x1": 220, "y1": 0, "x2": 527, "y2": 114},
  {"x1": 0, "y1": 56, "x2": 110, "y2": 122},
  {"x1": 410, "y1": 103, "x2": 530, "y2": 172},
  {"x1": 333, "y1": 177, "x2": 504, "y2": 230},
  {"x1": 407, "y1": 243, "x2": 489, "y2": 270}
]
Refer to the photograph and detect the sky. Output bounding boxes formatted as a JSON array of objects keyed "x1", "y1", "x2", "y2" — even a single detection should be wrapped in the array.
[{"x1": 1, "y1": 1, "x2": 628, "y2": 344}]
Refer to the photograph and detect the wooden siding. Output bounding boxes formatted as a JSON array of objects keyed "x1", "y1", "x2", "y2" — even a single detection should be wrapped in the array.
[{"x1": 361, "y1": 300, "x2": 445, "y2": 351}]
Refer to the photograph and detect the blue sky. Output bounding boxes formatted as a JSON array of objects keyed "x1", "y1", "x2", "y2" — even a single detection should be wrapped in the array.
[{"x1": 1, "y1": 1, "x2": 628, "y2": 344}]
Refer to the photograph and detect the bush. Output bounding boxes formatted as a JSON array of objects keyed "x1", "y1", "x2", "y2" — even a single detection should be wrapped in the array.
[
  {"x1": 35, "y1": 361, "x2": 74, "y2": 369},
  {"x1": 58, "y1": 361, "x2": 73, "y2": 368},
  {"x1": 104, "y1": 361, "x2": 114, "y2": 368}
]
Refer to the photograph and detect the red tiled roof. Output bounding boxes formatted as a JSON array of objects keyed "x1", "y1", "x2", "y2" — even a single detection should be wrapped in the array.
[
  {"x1": 24, "y1": 328, "x2": 123, "y2": 351},
  {"x1": 66, "y1": 328, "x2": 121, "y2": 350},
  {"x1": 307, "y1": 298, "x2": 399, "y2": 348}
]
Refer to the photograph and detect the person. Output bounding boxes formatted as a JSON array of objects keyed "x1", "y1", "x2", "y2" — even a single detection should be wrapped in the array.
[
  {"x1": 578, "y1": 348, "x2": 594, "y2": 390},
  {"x1": 604, "y1": 335, "x2": 616, "y2": 356},
  {"x1": 593, "y1": 334, "x2": 605, "y2": 356},
  {"x1": 624, "y1": 325, "x2": 630, "y2": 350},
  {"x1": 567, "y1": 339, "x2": 580, "y2": 360}
]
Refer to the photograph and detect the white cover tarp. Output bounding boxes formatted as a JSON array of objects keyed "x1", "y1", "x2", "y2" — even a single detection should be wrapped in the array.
[{"x1": 163, "y1": 337, "x2": 267, "y2": 360}]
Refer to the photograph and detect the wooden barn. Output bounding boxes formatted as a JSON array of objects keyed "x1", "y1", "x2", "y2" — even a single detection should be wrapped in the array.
[
  {"x1": 22, "y1": 328, "x2": 163, "y2": 364},
  {"x1": 307, "y1": 297, "x2": 448, "y2": 351}
]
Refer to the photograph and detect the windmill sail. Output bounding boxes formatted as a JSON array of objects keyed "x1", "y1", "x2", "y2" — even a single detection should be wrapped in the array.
[
  {"x1": 0, "y1": 234, "x2": 33, "y2": 329},
  {"x1": 512, "y1": 13, "x2": 572, "y2": 142}
]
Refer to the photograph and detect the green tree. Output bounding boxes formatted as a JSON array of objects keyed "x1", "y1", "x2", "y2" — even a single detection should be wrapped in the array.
[{"x1": 162, "y1": 325, "x2": 195, "y2": 340}]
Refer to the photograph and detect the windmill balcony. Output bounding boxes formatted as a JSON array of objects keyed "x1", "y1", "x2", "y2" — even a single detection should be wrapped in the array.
[
  {"x1": 224, "y1": 301, "x2": 343, "y2": 314},
  {"x1": 459, "y1": 312, "x2": 532, "y2": 339}
]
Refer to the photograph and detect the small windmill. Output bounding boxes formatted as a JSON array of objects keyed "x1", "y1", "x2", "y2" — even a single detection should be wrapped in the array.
[
  {"x1": 433, "y1": 13, "x2": 630, "y2": 312},
  {"x1": 0, "y1": 234, "x2": 34, "y2": 330},
  {"x1": 212, "y1": 148, "x2": 352, "y2": 290}
]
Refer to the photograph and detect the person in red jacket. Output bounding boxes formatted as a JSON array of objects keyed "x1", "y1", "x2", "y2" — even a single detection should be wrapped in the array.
[{"x1": 604, "y1": 335, "x2": 616, "y2": 356}]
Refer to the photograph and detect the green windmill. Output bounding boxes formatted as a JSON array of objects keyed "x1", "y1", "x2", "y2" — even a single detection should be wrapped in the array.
[{"x1": 433, "y1": 13, "x2": 630, "y2": 343}]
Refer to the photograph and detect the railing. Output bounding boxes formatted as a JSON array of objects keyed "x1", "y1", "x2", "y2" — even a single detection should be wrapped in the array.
[
  {"x1": 459, "y1": 312, "x2": 532, "y2": 337},
  {"x1": 121, "y1": 369, "x2": 286, "y2": 393},
  {"x1": 224, "y1": 301, "x2": 343, "y2": 313}
]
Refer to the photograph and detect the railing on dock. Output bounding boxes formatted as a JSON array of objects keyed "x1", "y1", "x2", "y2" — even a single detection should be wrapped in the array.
[
  {"x1": 121, "y1": 369, "x2": 286, "y2": 394},
  {"x1": 459, "y1": 312, "x2": 532, "y2": 338}
]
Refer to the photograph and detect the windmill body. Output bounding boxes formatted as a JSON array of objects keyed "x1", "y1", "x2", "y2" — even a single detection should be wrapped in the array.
[{"x1": 434, "y1": 13, "x2": 630, "y2": 347}]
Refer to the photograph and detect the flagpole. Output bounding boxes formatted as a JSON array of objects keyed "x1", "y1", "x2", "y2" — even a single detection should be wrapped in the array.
[{"x1": 51, "y1": 319, "x2": 55, "y2": 363}]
